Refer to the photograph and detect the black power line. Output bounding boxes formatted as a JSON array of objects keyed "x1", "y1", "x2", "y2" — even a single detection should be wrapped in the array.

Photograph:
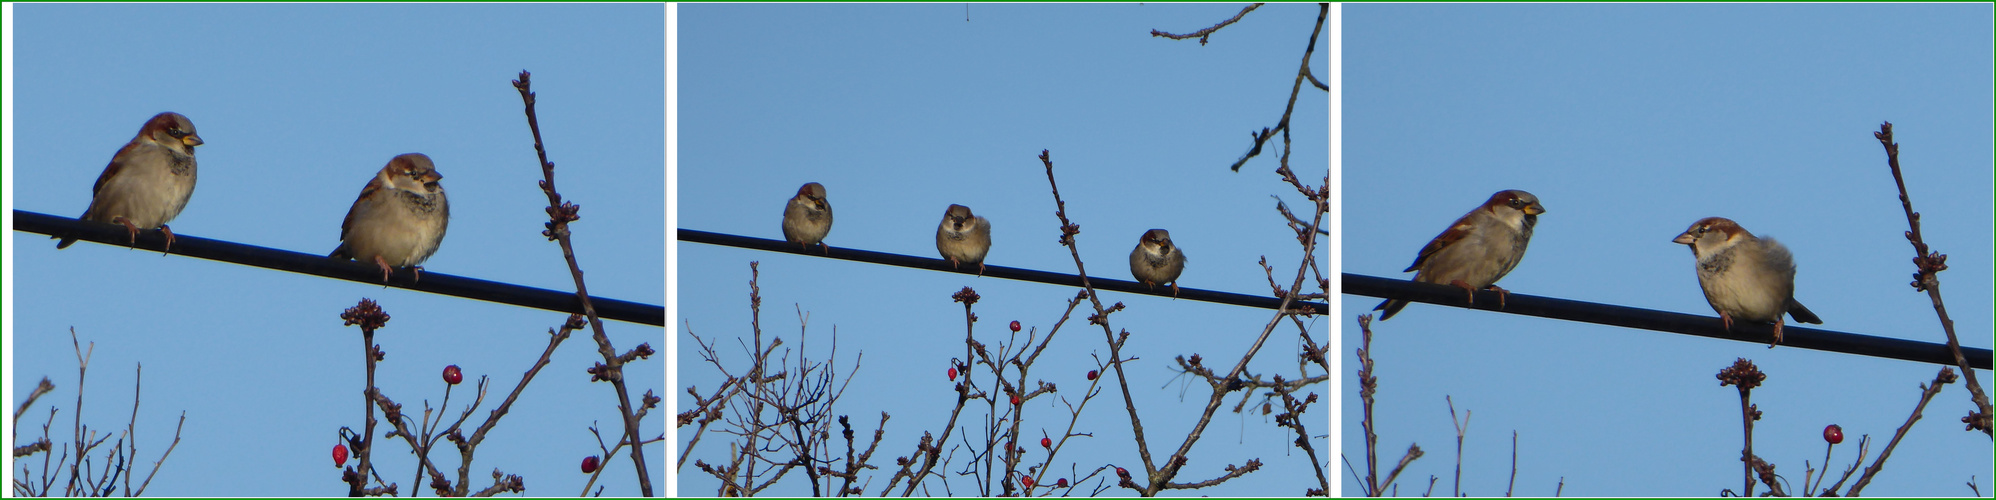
[
  {"x1": 15, "y1": 210, "x2": 663, "y2": 327},
  {"x1": 678, "y1": 228, "x2": 1328, "y2": 315},
  {"x1": 1343, "y1": 272, "x2": 1991, "y2": 370}
]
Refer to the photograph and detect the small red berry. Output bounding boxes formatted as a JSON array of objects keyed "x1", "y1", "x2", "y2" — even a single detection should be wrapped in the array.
[
  {"x1": 1116, "y1": 467, "x2": 1129, "y2": 478},
  {"x1": 1087, "y1": 370, "x2": 1099, "y2": 381},
  {"x1": 1041, "y1": 437, "x2": 1052, "y2": 448},
  {"x1": 581, "y1": 455, "x2": 600, "y2": 473},
  {"x1": 1010, "y1": 321, "x2": 1022, "y2": 332},
  {"x1": 332, "y1": 443, "x2": 349, "y2": 467},
  {"x1": 1010, "y1": 394, "x2": 1021, "y2": 405},
  {"x1": 1824, "y1": 424, "x2": 1844, "y2": 445},
  {"x1": 1020, "y1": 475, "x2": 1034, "y2": 487},
  {"x1": 948, "y1": 367, "x2": 958, "y2": 381},
  {"x1": 442, "y1": 365, "x2": 463, "y2": 385},
  {"x1": 1055, "y1": 478, "x2": 1069, "y2": 488}
]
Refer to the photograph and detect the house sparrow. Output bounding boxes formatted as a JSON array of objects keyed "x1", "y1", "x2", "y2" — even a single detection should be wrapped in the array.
[
  {"x1": 1672, "y1": 217, "x2": 1821, "y2": 347},
  {"x1": 1374, "y1": 189, "x2": 1544, "y2": 320},
  {"x1": 56, "y1": 112, "x2": 204, "y2": 253},
  {"x1": 936, "y1": 204, "x2": 991, "y2": 274},
  {"x1": 329, "y1": 153, "x2": 449, "y2": 283},
  {"x1": 781, "y1": 182, "x2": 832, "y2": 253},
  {"x1": 1129, "y1": 229, "x2": 1187, "y2": 297}
]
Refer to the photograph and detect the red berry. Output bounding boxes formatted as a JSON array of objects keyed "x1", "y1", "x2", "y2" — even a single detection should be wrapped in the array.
[
  {"x1": 1041, "y1": 437, "x2": 1052, "y2": 448},
  {"x1": 442, "y1": 365, "x2": 463, "y2": 385},
  {"x1": 1010, "y1": 321, "x2": 1022, "y2": 332},
  {"x1": 1055, "y1": 478, "x2": 1069, "y2": 488},
  {"x1": 581, "y1": 455, "x2": 600, "y2": 473},
  {"x1": 1087, "y1": 370, "x2": 1099, "y2": 381},
  {"x1": 1116, "y1": 467, "x2": 1129, "y2": 478},
  {"x1": 332, "y1": 444, "x2": 349, "y2": 468},
  {"x1": 1020, "y1": 475, "x2": 1034, "y2": 487},
  {"x1": 1824, "y1": 424, "x2": 1844, "y2": 444},
  {"x1": 1010, "y1": 394, "x2": 1021, "y2": 405},
  {"x1": 948, "y1": 367, "x2": 958, "y2": 381}
]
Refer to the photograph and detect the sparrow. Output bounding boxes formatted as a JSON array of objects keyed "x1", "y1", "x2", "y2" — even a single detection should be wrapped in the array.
[
  {"x1": 56, "y1": 112, "x2": 204, "y2": 253},
  {"x1": 1672, "y1": 217, "x2": 1821, "y2": 347},
  {"x1": 1374, "y1": 189, "x2": 1544, "y2": 320},
  {"x1": 1129, "y1": 229, "x2": 1187, "y2": 297},
  {"x1": 329, "y1": 153, "x2": 449, "y2": 283},
  {"x1": 935, "y1": 204, "x2": 991, "y2": 274},
  {"x1": 781, "y1": 182, "x2": 832, "y2": 254}
]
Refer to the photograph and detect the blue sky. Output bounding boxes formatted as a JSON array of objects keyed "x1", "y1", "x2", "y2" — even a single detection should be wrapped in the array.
[
  {"x1": 1340, "y1": 3, "x2": 1992, "y2": 497},
  {"x1": 4, "y1": 3, "x2": 664, "y2": 496},
  {"x1": 10, "y1": 2, "x2": 1983, "y2": 499},
  {"x1": 671, "y1": 3, "x2": 1329, "y2": 497}
]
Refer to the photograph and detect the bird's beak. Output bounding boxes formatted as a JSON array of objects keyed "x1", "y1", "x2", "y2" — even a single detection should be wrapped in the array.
[
  {"x1": 423, "y1": 172, "x2": 443, "y2": 183},
  {"x1": 183, "y1": 135, "x2": 204, "y2": 147},
  {"x1": 1671, "y1": 233, "x2": 1695, "y2": 245},
  {"x1": 1524, "y1": 203, "x2": 1545, "y2": 215}
]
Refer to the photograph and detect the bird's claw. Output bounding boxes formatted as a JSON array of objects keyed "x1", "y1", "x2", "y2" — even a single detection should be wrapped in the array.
[
  {"x1": 374, "y1": 255, "x2": 394, "y2": 284},
  {"x1": 1485, "y1": 284, "x2": 1510, "y2": 309},
  {"x1": 158, "y1": 224, "x2": 176, "y2": 256},
  {"x1": 1448, "y1": 280, "x2": 1477, "y2": 305},
  {"x1": 111, "y1": 216, "x2": 141, "y2": 248}
]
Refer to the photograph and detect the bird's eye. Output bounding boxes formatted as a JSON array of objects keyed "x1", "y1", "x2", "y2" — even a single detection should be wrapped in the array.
[
  {"x1": 167, "y1": 129, "x2": 186, "y2": 138},
  {"x1": 1696, "y1": 226, "x2": 1708, "y2": 234}
]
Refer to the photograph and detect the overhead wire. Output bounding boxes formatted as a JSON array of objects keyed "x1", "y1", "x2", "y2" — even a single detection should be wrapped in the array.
[
  {"x1": 15, "y1": 209, "x2": 664, "y2": 327},
  {"x1": 1343, "y1": 272, "x2": 1991, "y2": 370}
]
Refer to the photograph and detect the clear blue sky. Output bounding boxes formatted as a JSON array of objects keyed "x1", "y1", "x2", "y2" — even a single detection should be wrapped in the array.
[
  {"x1": 672, "y1": 3, "x2": 1328, "y2": 497},
  {"x1": 1341, "y1": 3, "x2": 1992, "y2": 497},
  {"x1": 5, "y1": 3, "x2": 664, "y2": 496}
]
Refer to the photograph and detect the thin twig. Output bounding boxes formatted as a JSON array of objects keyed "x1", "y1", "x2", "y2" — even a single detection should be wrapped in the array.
[
  {"x1": 1506, "y1": 431, "x2": 1517, "y2": 497},
  {"x1": 1717, "y1": 358, "x2": 1765, "y2": 497},
  {"x1": 129, "y1": 412, "x2": 184, "y2": 497},
  {"x1": 1822, "y1": 434, "x2": 1869, "y2": 495},
  {"x1": 1848, "y1": 367, "x2": 1958, "y2": 495},
  {"x1": 340, "y1": 299, "x2": 393, "y2": 496},
  {"x1": 1447, "y1": 396, "x2": 1468, "y2": 497},
  {"x1": 1149, "y1": 3, "x2": 1264, "y2": 45},
  {"x1": 513, "y1": 70, "x2": 656, "y2": 495},
  {"x1": 1157, "y1": 3, "x2": 1328, "y2": 172},
  {"x1": 12, "y1": 378, "x2": 55, "y2": 459},
  {"x1": 1873, "y1": 122, "x2": 1991, "y2": 436},
  {"x1": 122, "y1": 364, "x2": 140, "y2": 496},
  {"x1": 1037, "y1": 150, "x2": 1160, "y2": 491}
]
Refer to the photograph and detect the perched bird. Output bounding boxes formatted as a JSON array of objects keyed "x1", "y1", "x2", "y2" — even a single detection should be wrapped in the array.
[
  {"x1": 1375, "y1": 189, "x2": 1544, "y2": 320},
  {"x1": 935, "y1": 204, "x2": 991, "y2": 274},
  {"x1": 1672, "y1": 217, "x2": 1821, "y2": 347},
  {"x1": 57, "y1": 112, "x2": 204, "y2": 252},
  {"x1": 330, "y1": 153, "x2": 450, "y2": 283},
  {"x1": 781, "y1": 182, "x2": 832, "y2": 253},
  {"x1": 1129, "y1": 229, "x2": 1187, "y2": 297}
]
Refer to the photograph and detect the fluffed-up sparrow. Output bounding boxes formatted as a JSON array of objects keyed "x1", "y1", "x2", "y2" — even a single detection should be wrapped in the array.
[
  {"x1": 1129, "y1": 229, "x2": 1187, "y2": 297},
  {"x1": 1672, "y1": 217, "x2": 1821, "y2": 347},
  {"x1": 782, "y1": 182, "x2": 832, "y2": 254},
  {"x1": 330, "y1": 153, "x2": 449, "y2": 283},
  {"x1": 936, "y1": 204, "x2": 991, "y2": 275}
]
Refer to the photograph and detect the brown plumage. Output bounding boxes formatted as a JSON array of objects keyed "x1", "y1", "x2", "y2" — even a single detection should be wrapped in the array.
[{"x1": 57, "y1": 112, "x2": 204, "y2": 252}]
